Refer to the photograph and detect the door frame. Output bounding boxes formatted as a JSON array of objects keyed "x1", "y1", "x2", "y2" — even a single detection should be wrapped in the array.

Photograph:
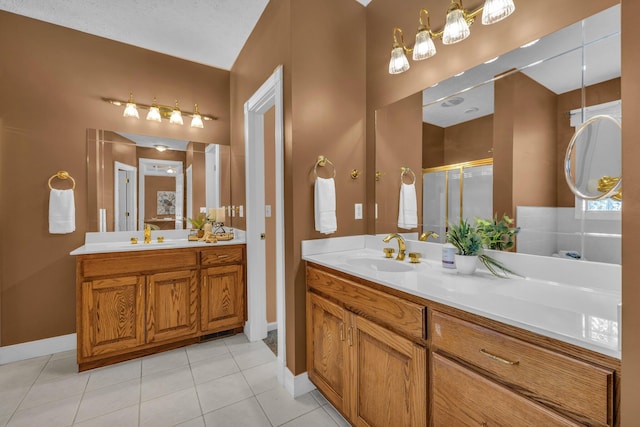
[
  {"x1": 114, "y1": 161, "x2": 137, "y2": 231},
  {"x1": 244, "y1": 66, "x2": 286, "y2": 380}
]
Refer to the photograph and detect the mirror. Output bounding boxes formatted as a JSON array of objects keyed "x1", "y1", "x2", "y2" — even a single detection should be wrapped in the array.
[
  {"x1": 87, "y1": 129, "x2": 231, "y2": 232},
  {"x1": 375, "y1": 5, "x2": 621, "y2": 263},
  {"x1": 565, "y1": 114, "x2": 622, "y2": 200}
]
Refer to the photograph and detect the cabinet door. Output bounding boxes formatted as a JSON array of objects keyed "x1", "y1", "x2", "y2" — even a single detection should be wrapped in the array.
[
  {"x1": 307, "y1": 292, "x2": 350, "y2": 415},
  {"x1": 80, "y1": 275, "x2": 145, "y2": 358},
  {"x1": 201, "y1": 264, "x2": 245, "y2": 332},
  {"x1": 146, "y1": 269, "x2": 199, "y2": 343},
  {"x1": 432, "y1": 353, "x2": 579, "y2": 427},
  {"x1": 350, "y1": 314, "x2": 427, "y2": 427}
]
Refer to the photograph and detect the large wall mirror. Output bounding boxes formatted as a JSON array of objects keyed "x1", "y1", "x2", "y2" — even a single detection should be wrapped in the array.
[
  {"x1": 375, "y1": 5, "x2": 621, "y2": 264},
  {"x1": 87, "y1": 129, "x2": 231, "y2": 232}
]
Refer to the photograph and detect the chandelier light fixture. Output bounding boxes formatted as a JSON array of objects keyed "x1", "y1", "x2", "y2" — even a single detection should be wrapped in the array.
[
  {"x1": 389, "y1": 0, "x2": 516, "y2": 74},
  {"x1": 103, "y1": 93, "x2": 217, "y2": 128}
]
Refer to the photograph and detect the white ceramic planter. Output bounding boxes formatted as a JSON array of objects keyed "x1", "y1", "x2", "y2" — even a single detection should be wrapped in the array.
[{"x1": 455, "y1": 254, "x2": 478, "y2": 275}]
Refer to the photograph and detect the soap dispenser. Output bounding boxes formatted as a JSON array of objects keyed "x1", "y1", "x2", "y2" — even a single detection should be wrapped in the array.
[{"x1": 442, "y1": 242, "x2": 456, "y2": 269}]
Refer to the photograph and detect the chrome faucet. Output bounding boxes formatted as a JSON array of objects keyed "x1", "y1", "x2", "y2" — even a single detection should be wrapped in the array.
[
  {"x1": 382, "y1": 233, "x2": 406, "y2": 261},
  {"x1": 419, "y1": 231, "x2": 440, "y2": 241}
]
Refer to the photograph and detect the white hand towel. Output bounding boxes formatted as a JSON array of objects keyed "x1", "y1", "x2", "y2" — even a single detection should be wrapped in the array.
[
  {"x1": 398, "y1": 183, "x2": 418, "y2": 229},
  {"x1": 49, "y1": 189, "x2": 76, "y2": 234},
  {"x1": 314, "y1": 177, "x2": 337, "y2": 234}
]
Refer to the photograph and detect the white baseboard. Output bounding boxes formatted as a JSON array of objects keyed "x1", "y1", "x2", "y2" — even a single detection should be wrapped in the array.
[
  {"x1": 0, "y1": 333, "x2": 76, "y2": 365},
  {"x1": 267, "y1": 322, "x2": 278, "y2": 332},
  {"x1": 279, "y1": 360, "x2": 315, "y2": 398}
]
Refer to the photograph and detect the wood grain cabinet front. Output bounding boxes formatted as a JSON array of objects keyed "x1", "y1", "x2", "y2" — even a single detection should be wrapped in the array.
[
  {"x1": 307, "y1": 268, "x2": 427, "y2": 427},
  {"x1": 76, "y1": 245, "x2": 246, "y2": 370}
]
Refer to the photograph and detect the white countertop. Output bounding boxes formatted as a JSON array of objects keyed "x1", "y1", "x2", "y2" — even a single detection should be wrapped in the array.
[
  {"x1": 302, "y1": 235, "x2": 621, "y2": 359},
  {"x1": 70, "y1": 229, "x2": 246, "y2": 255}
]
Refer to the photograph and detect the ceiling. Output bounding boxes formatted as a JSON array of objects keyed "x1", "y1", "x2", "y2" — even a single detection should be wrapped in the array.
[
  {"x1": 0, "y1": 0, "x2": 371, "y2": 70},
  {"x1": 422, "y1": 4, "x2": 620, "y2": 128}
]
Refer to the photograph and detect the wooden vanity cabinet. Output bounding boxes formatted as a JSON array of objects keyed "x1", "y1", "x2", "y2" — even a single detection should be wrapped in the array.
[
  {"x1": 76, "y1": 245, "x2": 246, "y2": 371},
  {"x1": 306, "y1": 265, "x2": 427, "y2": 427},
  {"x1": 200, "y1": 246, "x2": 246, "y2": 333}
]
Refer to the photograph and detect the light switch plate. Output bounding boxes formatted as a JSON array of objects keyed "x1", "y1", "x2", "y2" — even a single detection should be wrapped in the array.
[
  {"x1": 355, "y1": 203, "x2": 363, "y2": 220},
  {"x1": 265, "y1": 205, "x2": 272, "y2": 217},
  {"x1": 199, "y1": 207, "x2": 207, "y2": 214},
  {"x1": 239, "y1": 205, "x2": 244, "y2": 217}
]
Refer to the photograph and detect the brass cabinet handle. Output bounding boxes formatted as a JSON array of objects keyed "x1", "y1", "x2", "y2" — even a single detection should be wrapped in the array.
[
  {"x1": 339, "y1": 323, "x2": 344, "y2": 341},
  {"x1": 347, "y1": 327, "x2": 353, "y2": 347},
  {"x1": 480, "y1": 348, "x2": 519, "y2": 365}
]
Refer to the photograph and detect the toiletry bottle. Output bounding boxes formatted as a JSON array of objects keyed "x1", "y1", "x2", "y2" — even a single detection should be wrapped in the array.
[{"x1": 442, "y1": 243, "x2": 456, "y2": 269}]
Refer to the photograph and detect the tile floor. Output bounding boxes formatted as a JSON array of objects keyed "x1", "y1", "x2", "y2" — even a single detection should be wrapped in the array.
[{"x1": 0, "y1": 334, "x2": 351, "y2": 427}]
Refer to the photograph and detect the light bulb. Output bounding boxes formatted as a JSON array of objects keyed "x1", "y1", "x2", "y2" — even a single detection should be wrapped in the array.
[
  {"x1": 191, "y1": 103, "x2": 204, "y2": 128},
  {"x1": 146, "y1": 96, "x2": 162, "y2": 122},
  {"x1": 481, "y1": 0, "x2": 515, "y2": 25},
  {"x1": 389, "y1": 46, "x2": 410, "y2": 74},
  {"x1": 413, "y1": 29, "x2": 436, "y2": 61},
  {"x1": 123, "y1": 91, "x2": 139, "y2": 119},
  {"x1": 169, "y1": 100, "x2": 183, "y2": 125},
  {"x1": 442, "y1": 5, "x2": 470, "y2": 45}
]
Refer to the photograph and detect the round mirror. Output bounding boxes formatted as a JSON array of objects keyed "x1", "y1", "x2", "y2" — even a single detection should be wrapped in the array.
[{"x1": 564, "y1": 114, "x2": 622, "y2": 201}]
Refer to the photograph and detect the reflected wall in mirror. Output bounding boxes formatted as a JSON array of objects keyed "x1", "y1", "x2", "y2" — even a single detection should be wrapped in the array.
[
  {"x1": 87, "y1": 129, "x2": 231, "y2": 232},
  {"x1": 375, "y1": 5, "x2": 621, "y2": 264}
]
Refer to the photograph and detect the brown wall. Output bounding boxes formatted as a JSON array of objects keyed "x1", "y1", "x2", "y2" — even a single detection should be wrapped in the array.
[
  {"x1": 422, "y1": 123, "x2": 444, "y2": 168},
  {"x1": 494, "y1": 72, "x2": 557, "y2": 219},
  {"x1": 444, "y1": 115, "x2": 494, "y2": 165},
  {"x1": 0, "y1": 11, "x2": 230, "y2": 346},
  {"x1": 231, "y1": 0, "x2": 366, "y2": 373},
  {"x1": 621, "y1": 0, "x2": 640, "y2": 421},
  {"x1": 375, "y1": 93, "x2": 422, "y2": 234}
]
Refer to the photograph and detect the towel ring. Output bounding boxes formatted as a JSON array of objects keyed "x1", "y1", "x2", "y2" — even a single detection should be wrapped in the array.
[
  {"x1": 400, "y1": 167, "x2": 416, "y2": 185},
  {"x1": 48, "y1": 170, "x2": 76, "y2": 190},
  {"x1": 314, "y1": 155, "x2": 336, "y2": 179}
]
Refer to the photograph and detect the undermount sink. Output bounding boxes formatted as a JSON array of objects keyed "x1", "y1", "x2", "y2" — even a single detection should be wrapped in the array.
[{"x1": 347, "y1": 257, "x2": 414, "y2": 273}]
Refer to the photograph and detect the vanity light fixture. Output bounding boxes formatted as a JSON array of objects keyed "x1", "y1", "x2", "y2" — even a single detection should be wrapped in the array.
[
  {"x1": 169, "y1": 100, "x2": 183, "y2": 125},
  {"x1": 388, "y1": 0, "x2": 516, "y2": 74},
  {"x1": 146, "y1": 97, "x2": 162, "y2": 122},
  {"x1": 123, "y1": 91, "x2": 139, "y2": 119},
  {"x1": 154, "y1": 144, "x2": 168, "y2": 152},
  {"x1": 191, "y1": 104, "x2": 204, "y2": 129},
  {"x1": 104, "y1": 95, "x2": 218, "y2": 128},
  {"x1": 484, "y1": 56, "x2": 499, "y2": 64},
  {"x1": 520, "y1": 38, "x2": 539, "y2": 48}
]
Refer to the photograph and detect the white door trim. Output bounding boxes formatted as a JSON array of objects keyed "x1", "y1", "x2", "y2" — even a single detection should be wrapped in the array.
[
  {"x1": 114, "y1": 161, "x2": 137, "y2": 231},
  {"x1": 244, "y1": 66, "x2": 286, "y2": 381}
]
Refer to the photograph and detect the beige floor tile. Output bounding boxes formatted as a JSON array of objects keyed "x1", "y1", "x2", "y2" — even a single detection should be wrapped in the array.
[
  {"x1": 232, "y1": 346, "x2": 276, "y2": 371},
  {"x1": 282, "y1": 406, "x2": 339, "y2": 426},
  {"x1": 0, "y1": 387, "x2": 29, "y2": 418},
  {"x1": 256, "y1": 387, "x2": 319, "y2": 426},
  {"x1": 75, "y1": 378, "x2": 140, "y2": 423},
  {"x1": 322, "y1": 404, "x2": 351, "y2": 427},
  {"x1": 186, "y1": 339, "x2": 229, "y2": 364},
  {"x1": 35, "y1": 354, "x2": 80, "y2": 384},
  {"x1": 49, "y1": 349, "x2": 77, "y2": 361},
  {"x1": 140, "y1": 387, "x2": 202, "y2": 427},
  {"x1": 18, "y1": 374, "x2": 88, "y2": 410},
  {"x1": 141, "y1": 365, "x2": 194, "y2": 402},
  {"x1": 0, "y1": 413, "x2": 10, "y2": 427},
  {"x1": 202, "y1": 397, "x2": 271, "y2": 427},
  {"x1": 190, "y1": 352, "x2": 239, "y2": 385},
  {"x1": 196, "y1": 372, "x2": 253, "y2": 414},
  {"x1": 142, "y1": 348, "x2": 189, "y2": 377},
  {"x1": 72, "y1": 404, "x2": 139, "y2": 427},
  {"x1": 310, "y1": 389, "x2": 329, "y2": 406},
  {"x1": 175, "y1": 415, "x2": 206, "y2": 426},
  {"x1": 85, "y1": 359, "x2": 141, "y2": 392},
  {"x1": 0, "y1": 356, "x2": 49, "y2": 389},
  {"x1": 241, "y1": 360, "x2": 279, "y2": 395},
  {"x1": 6, "y1": 394, "x2": 81, "y2": 427}
]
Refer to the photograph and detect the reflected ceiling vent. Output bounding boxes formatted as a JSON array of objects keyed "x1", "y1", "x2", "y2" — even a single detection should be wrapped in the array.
[
  {"x1": 441, "y1": 97, "x2": 465, "y2": 107},
  {"x1": 464, "y1": 107, "x2": 480, "y2": 114}
]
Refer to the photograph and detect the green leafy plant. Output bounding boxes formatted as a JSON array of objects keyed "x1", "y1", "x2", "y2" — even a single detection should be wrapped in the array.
[
  {"x1": 447, "y1": 219, "x2": 520, "y2": 278},
  {"x1": 187, "y1": 214, "x2": 207, "y2": 230},
  {"x1": 446, "y1": 219, "x2": 482, "y2": 256},
  {"x1": 475, "y1": 214, "x2": 520, "y2": 251}
]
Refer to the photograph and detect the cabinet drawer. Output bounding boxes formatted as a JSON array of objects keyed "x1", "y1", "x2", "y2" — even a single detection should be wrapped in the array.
[
  {"x1": 81, "y1": 250, "x2": 197, "y2": 278},
  {"x1": 306, "y1": 266, "x2": 425, "y2": 340},
  {"x1": 431, "y1": 311, "x2": 613, "y2": 425},
  {"x1": 432, "y1": 353, "x2": 579, "y2": 426},
  {"x1": 200, "y1": 246, "x2": 244, "y2": 266}
]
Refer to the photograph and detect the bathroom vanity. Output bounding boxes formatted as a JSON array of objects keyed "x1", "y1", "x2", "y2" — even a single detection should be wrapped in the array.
[
  {"x1": 303, "y1": 236, "x2": 621, "y2": 426},
  {"x1": 72, "y1": 231, "x2": 246, "y2": 371}
]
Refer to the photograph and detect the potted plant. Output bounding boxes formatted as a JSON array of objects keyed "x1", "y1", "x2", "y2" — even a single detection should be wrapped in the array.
[
  {"x1": 447, "y1": 219, "x2": 517, "y2": 277},
  {"x1": 187, "y1": 214, "x2": 207, "y2": 238},
  {"x1": 475, "y1": 214, "x2": 519, "y2": 251}
]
